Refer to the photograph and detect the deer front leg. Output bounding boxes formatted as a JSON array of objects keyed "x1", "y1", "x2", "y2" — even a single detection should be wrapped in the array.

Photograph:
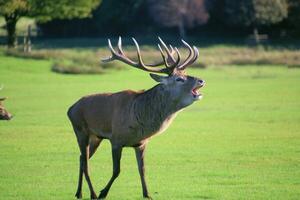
[
  {"x1": 98, "y1": 145, "x2": 123, "y2": 199},
  {"x1": 135, "y1": 144, "x2": 152, "y2": 199}
]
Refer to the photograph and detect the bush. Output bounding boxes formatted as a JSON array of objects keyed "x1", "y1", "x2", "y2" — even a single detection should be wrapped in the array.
[
  {"x1": 4, "y1": 48, "x2": 125, "y2": 74},
  {"x1": 3, "y1": 39, "x2": 300, "y2": 74},
  {"x1": 51, "y1": 62, "x2": 103, "y2": 74}
]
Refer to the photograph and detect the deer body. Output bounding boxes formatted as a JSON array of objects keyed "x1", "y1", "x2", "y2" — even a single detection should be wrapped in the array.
[
  {"x1": 68, "y1": 38, "x2": 205, "y2": 199},
  {"x1": 0, "y1": 86, "x2": 12, "y2": 120},
  {"x1": 69, "y1": 84, "x2": 185, "y2": 148},
  {"x1": 0, "y1": 98, "x2": 12, "y2": 120}
]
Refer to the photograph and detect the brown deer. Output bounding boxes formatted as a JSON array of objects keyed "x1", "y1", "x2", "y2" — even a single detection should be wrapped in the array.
[
  {"x1": 0, "y1": 86, "x2": 12, "y2": 120},
  {"x1": 67, "y1": 37, "x2": 205, "y2": 199}
]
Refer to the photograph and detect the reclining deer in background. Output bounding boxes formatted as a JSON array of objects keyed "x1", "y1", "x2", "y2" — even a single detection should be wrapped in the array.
[
  {"x1": 0, "y1": 86, "x2": 12, "y2": 120},
  {"x1": 67, "y1": 37, "x2": 205, "y2": 199}
]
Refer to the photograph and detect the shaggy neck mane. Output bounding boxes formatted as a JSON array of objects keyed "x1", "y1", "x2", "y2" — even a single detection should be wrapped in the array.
[{"x1": 133, "y1": 84, "x2": 179, "y2": 129}]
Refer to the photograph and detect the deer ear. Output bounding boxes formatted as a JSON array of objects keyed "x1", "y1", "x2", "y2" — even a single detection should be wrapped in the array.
[{"x1": 149, "y1": 73, "x2": 168, "y2": 84}]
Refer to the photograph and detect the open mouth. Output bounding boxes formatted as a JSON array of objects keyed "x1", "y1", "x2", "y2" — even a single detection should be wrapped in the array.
[{"x1": 191, "y1": 84, "x2": 204, "y2": 99}]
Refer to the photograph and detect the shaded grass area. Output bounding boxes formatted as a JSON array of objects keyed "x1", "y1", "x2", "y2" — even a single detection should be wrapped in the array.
[
  {"x1": 2, "y1": 37, "x2": 300, "y2": 74},
  {"x1": 0, "y1": 53, "x2": 300, "y2": 199}
]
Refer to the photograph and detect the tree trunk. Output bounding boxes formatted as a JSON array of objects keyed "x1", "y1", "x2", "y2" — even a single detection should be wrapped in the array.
[
  {"x1": 5, "y1": 15, "x2": 19, "y2": 48},
  {"x1": 253, "y1": 27, "x2": 259, "y2": 45}
]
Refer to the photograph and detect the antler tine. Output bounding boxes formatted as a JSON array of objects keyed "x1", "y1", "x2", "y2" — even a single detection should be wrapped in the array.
[
  {"x1": 156, "y1": 44, "x2": 181, "y2": 74},
  {"x1": 177, "y1": 39, "x2": 195, "y2": 70},
  {"x1": 118, "y1": 37, "x2": 168, "y2": 66},
  {"x1": 132, "y1": 38, "x2": 165, "y2": 69},
  {"x1": 132, "y1": 37, "x2": 176, "y2": 73},
  {"x1": 169, "y1": 45, "x2": 176, "y2": 55},
  {"x1": 157, "y1": 37, "x2": 182, "y2": 73},
  {"x1": 158, "y1": 37, "x2": 177, "y2": 64},
  {"x1": 188, "y1": 46, "x2": 199, "y2": 65},
  {"x1": 168, "y1": 44, "x2": 181, "y2": 66},
  {"x1": 131, "y1": 37, "x2": 151, "y2": 71},
  {"x1": 183, "y1": 46, "x2": 199, "y2": 67},
  {"x1": 102, "y1": 37, "x2": 171, "y2": 74},
  {"x1": 146, "y1": 41, "x2": 180, "y2": 69},
  {"x1": 157, "y1": 44, "x2": 169, "y2": 67},
  {"x1": 102, "y1": 39, "x2": 137, "y2": 67},
  {"x1": 179, "y1": 45, "x2": 199, "y2": 67},
  {"x1": 101, "y1": 39, "x2": 114, "y2": 62},
  {"x1": 144, "y1": 43, "x2": 178, "y2": 68},
  {"x1": 117, "y1": 36, "x2": 125, "y2": 55},
  {"x1": 174, "y1": 47, "x2": 181, "y2": 66}
]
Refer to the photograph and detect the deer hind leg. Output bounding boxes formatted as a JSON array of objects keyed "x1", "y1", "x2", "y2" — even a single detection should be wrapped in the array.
[
  {"x1": 74, "y1": 128, "x2": 100, "y2": 199},
  {"x1": 98, "y1": 145, "x2": 123, "y2": 199},
  {"x1": 75, "y1": 134, "x2": 102, "y2": 199}
]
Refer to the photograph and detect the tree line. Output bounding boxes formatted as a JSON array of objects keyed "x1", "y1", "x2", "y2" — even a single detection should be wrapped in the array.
[{"x1": 1, "y1": 0, "x2": 300, "y2": 47}]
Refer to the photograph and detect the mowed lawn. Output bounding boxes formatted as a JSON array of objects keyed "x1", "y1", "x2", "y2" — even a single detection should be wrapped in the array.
[{"x1": 0, "y1": 53, "x2": 299, "y2": 200}]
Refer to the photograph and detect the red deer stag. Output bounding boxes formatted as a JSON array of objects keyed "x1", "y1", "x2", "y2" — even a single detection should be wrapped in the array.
[
  {"x1": 0, "y1": 86, "x2": 12, "y2": 120},
  {"x1": 67, "y1": 37, "x2": 205, "y2": 199}
]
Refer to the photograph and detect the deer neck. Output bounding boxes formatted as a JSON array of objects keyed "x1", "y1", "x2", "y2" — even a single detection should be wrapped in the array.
[{"x1": 132, "y1": 84, "x2": 182, "y2": 136}]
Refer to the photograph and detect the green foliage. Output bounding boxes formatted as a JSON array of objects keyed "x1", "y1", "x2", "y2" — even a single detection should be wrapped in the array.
[
  {"x1": 0, "y1": 52, "x2": 300, "y2": 199},
  {"x1": 0, "y1": 0, "x2": 100, "y2": 21},
  {"x1": 225, "y1": 0, "x2": 288, "y2": 27},
  {"x1": 0, "y1": 0, "x2": 28, "y2": 17},
  {"x1": 253, "y1": 0, "x2": 288, "y2": 25},
  {"x1": 30, "y1": 0, "x2": 101, "y2": 22},
  {"x1": 0, "y1": 0, "x2": 101, "y2": 46}
]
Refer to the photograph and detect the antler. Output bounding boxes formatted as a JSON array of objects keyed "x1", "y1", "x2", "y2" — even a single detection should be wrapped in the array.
[
  {"x1": 177, "y1": 40, "x2": 199, "y2": 70},
  {"x1": 102, "y1": 37, "x2": 198, "y2": 75}
]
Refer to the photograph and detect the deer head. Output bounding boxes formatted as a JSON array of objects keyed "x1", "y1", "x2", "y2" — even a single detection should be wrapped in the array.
[
  {"x1": 103, "y1": 37, "x2": 205, "y2": 109},
  {"x1": 0, "y1": 86, "x2": 12, "y2": 120}
]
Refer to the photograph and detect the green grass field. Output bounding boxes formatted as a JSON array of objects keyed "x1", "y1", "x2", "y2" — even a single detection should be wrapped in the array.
[{"x1": 0, "y1": 51, "x2": 300, "y2": 200}]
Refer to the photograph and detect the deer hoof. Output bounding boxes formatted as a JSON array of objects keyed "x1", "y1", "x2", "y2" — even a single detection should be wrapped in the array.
[
  {"x1": 98, "y1": 189, "x2": 108, "y2": 199},
  {"x1": 91, "y1": 192, "x2": 98, "y2": 199},
  {"x1": 144, "y1": 195, "x2": 153, "y2": 199},
  {"x1": 75, "y1": 191, "x2": 82, "y2": 199}
]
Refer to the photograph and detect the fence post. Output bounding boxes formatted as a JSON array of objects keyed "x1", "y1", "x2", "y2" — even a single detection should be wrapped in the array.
[{"x1": 23, "y1": 25, "x2": 32, "y2": 53}]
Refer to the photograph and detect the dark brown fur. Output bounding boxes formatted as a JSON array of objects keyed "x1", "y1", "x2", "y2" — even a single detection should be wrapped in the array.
[
  {"x1": 0, "y1": 98, "x2": 12, "y2": 120},
  {"x1": 68, "y1": 74, "x2": 204, "y2": 199},
  {"x1": 68, "y1": 38, "x2": 205, "y2": 199}
]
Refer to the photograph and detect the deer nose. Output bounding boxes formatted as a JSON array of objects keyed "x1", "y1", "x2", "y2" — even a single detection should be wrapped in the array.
[{"x1": 198, "y1": 79, "x2": 205, "y2": 86}]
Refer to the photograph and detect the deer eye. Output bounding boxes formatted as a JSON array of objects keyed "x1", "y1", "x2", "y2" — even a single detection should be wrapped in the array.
[{"x1": 176, "y1": 77, "x2": 185, "y2": 82}]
